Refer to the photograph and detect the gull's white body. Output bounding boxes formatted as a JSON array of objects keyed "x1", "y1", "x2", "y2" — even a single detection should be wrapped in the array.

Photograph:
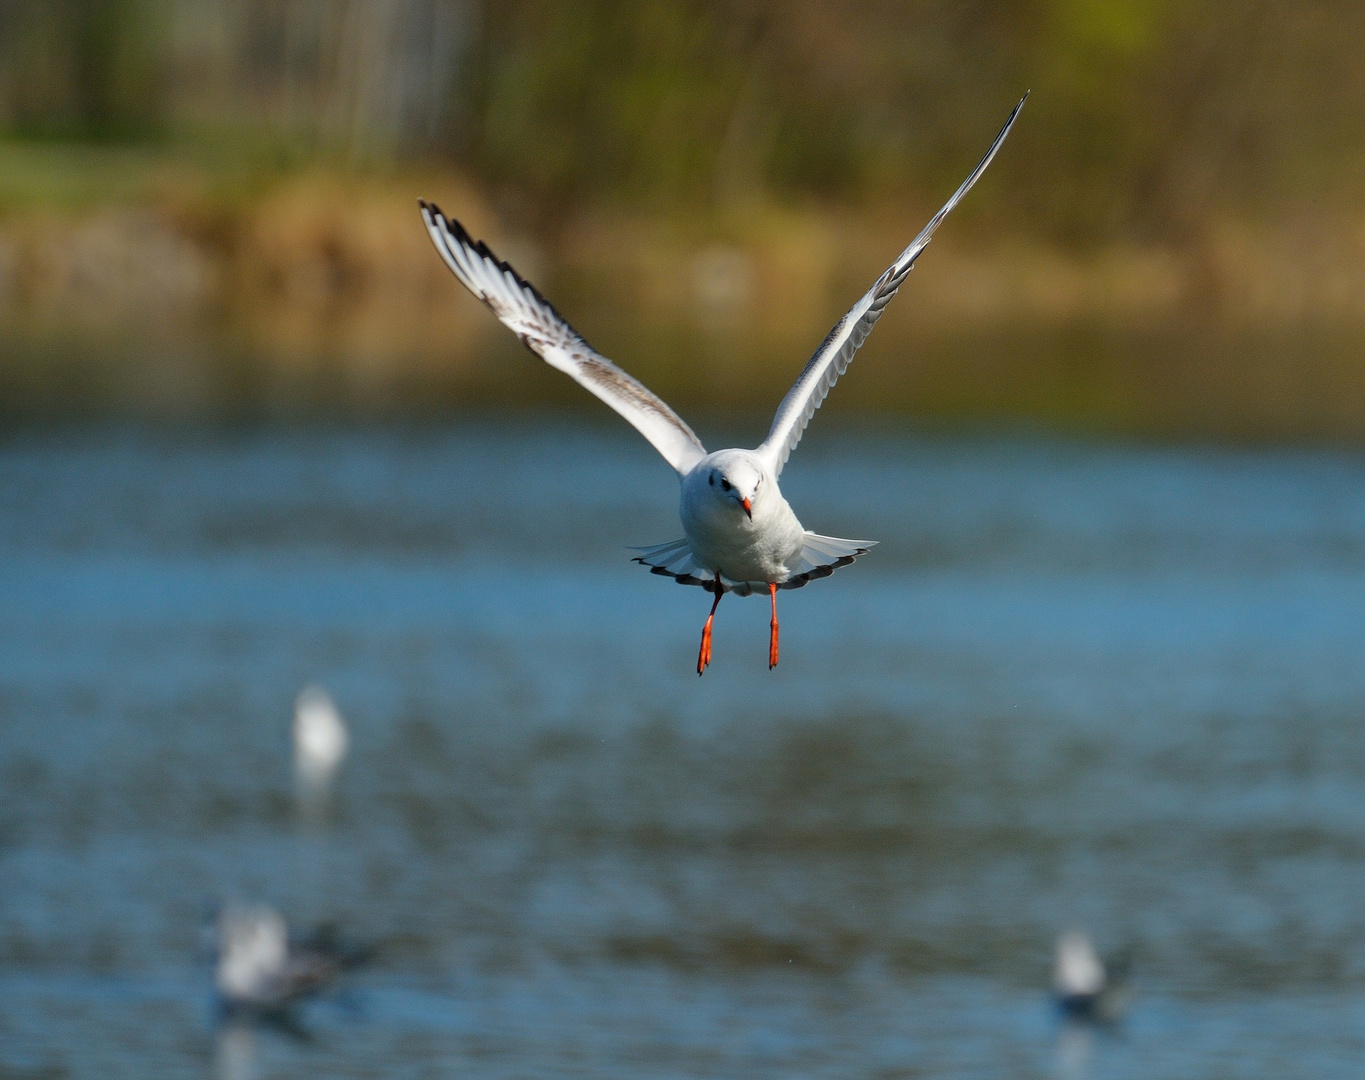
[
  {"x1": 636, "y1": 446, "x2": 871, "y2": 595},
  {"x1": 681, "y1": 450, "x2": 804, "y2": 587},
  {"x1": 418, "y1": 94, "x2": 1026, "y2": 662}
]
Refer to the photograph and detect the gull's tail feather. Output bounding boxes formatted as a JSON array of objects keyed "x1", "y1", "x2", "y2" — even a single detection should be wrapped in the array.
[
  {"x1": 632, "y1": 534, "x2": 876, "y2": 595},
  {"x1": 632, "y1": 538, "x2": 718, "y2": 589},
  {"x1": 782, "y1": 533, "x2": 877, "y2": 588}
]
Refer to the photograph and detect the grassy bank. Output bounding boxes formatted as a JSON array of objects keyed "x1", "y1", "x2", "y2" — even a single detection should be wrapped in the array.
[{"x1": 2, "y1": 144, "x2": 1365, "y2": 436}]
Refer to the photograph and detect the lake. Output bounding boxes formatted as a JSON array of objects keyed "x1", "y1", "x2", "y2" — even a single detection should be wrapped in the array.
[{"x1": 4, "y1": 418, "x2": 1365, "y2": 1078}]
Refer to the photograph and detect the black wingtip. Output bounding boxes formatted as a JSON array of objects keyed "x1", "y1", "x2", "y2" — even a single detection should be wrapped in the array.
[
  {"x1": 416, "y1": 201, "x2": 577, "y2": 330},
  {"x1": 977, "y1": 93, "x2": 1027, "y2": 165},
  {"x1": 416, "y1": 204, "x2": 508, "y2": 272}
]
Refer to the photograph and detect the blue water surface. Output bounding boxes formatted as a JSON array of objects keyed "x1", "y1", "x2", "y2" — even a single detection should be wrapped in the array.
[{"x1": 4, "y1": 417, "x2": 1365, "y2": 1078}]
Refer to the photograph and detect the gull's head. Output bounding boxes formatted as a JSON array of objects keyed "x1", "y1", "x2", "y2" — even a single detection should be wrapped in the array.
[{"x1": 703, "y1": 452, "x2": 765, "y2": 520}]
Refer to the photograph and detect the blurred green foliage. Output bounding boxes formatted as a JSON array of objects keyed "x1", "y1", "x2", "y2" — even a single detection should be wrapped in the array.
[
  {"x1": 0, "y1": 0, "x2": 164, "y2": 140},
  {"x1": 1, "y1": 0, "x2": 1364, "y2": 245}
]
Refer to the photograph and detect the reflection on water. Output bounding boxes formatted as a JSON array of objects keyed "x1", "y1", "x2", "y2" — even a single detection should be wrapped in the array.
[
  {"x1": 214, "y1": 1023, "x2": 255, "y2": 1080},
  {"x1": 1053, "y1": 1020, "x2": 1095, "y2": 1080},
  {"x1": 5, "y1": 418, "x2": 1365, "y2": 1076}
]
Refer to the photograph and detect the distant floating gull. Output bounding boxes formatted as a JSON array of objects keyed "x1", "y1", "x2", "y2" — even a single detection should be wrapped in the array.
[
  {"x1": 420, "y1": 94, "x2": 1026, "y2": 673},
  {"x1": 213, "y1": 902, "x2": 368, "y2": 1017},
  {"x1": 1053, "y1": 929, "x2": 1131, "y2": 1024},
  {"x1": 215, "y1": 903, "x2": 326, "y2": 1013},
  {"x1": 293, "y1": 685, "x2": 348, "y2": 795}
]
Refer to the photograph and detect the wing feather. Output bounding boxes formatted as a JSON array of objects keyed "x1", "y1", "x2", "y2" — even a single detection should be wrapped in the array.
[
  {"x1": 420, "y1": 202, "x2": 707, "y2": 475},
  {"x1": 757, "y1": 94, "x2": 1027, "y2": 476}
]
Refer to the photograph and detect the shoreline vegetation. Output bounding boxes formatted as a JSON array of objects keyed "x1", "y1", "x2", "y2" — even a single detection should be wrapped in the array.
[
  {"x1": 3, "y1": 154, "x2": 1364, "y2": 437},
  {"x1": 4, "y1": 1, "x2": 1365, "y2": 436}
]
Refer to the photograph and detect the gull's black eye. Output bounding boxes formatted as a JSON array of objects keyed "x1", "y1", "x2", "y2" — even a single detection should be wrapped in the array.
[{"x1": 721, "y1": 478, "x2": 731, "y2": 491}]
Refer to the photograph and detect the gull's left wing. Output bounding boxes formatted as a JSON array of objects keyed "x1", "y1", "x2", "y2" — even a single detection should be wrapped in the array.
[
  {"x1": 756, "y1": 94, "x2": 1027, "y2": 477},
  {"x1": 420, "y1": 201, "x2": 708, "y2": 476}
]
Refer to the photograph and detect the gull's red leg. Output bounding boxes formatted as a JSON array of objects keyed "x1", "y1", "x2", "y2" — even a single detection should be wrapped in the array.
[
  {"x1": 768, "y1": 582, "x2": 780, "y2": 670},
  {"x1": 697, "y1": 579, "x2": 723, "y2": 675}
]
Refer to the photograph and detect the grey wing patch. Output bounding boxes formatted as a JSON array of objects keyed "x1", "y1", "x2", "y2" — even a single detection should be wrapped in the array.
[{"x1": 577, "y1": 354, "x2": 690, "y2": 431}]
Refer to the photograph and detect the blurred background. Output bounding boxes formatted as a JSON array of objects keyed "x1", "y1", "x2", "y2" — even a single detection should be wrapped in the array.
[
  {"x1": 8, "y1": 3, "x2": 1365, "y2": 1079},
  {"x1": 2, "y1": 0, "x2": 1365, "y2": 431}
]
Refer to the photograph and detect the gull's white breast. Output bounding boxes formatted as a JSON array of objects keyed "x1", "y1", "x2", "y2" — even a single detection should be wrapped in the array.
[{"x1": 679, "y1": 455, "x2": 805, "y2": 585}]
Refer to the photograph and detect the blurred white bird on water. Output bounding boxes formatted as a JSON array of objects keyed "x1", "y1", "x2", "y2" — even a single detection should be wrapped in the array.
[
  {"x1": 212, "y1": 902, "x2": 369, "y2": 1019},
  {"x1": 1053, "y1": 929, "x2": 1131, "y2": 1024},
  {"x1": 214, "y1": 904, "x2": 327, "y2": 1014},
  {"x1": 1051, "y1": 930, "x2": 1132, "y2": 1080},
  {"x1": 293, "y1": 685, "x2": 348, "y2": 822}
]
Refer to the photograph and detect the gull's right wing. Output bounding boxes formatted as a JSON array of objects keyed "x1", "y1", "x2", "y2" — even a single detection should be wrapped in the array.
[
  {"x1": 756, "y1": 94, "x2": 1027, "y2": 477},
  {"x1": 420, "y1": 202, "x2": 708, "y2": 476}
]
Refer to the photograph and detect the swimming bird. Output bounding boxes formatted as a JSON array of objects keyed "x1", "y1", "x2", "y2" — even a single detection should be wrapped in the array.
[
  {"x1": 1053, "y1": 929, "x2": 1131, "y2": 1024},
  {"x1": 420, "y1": 95, "x2": 1026, "y2": 673},
  {"x1": 212, "y1": 903, "x2": 368, "y2": 1018}
]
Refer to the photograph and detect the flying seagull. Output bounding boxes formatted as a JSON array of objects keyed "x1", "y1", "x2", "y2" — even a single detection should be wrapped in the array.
[{"x1": 420, "y1": 94, "x2": 1025, "y2": 673}]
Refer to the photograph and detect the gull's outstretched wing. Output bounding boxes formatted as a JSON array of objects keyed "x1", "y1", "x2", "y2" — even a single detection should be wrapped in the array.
[
  {"x1": 420, "y1": 202, "x2": 708, "y2": 475},
  {"x1": 756, "y1": 94, "x2": 1027, "y2": 476}
]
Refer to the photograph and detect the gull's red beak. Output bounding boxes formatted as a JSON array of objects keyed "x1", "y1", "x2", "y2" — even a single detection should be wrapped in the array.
[{"x1": 741, "y1": 497, "x2": 752, "y2": 519}]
